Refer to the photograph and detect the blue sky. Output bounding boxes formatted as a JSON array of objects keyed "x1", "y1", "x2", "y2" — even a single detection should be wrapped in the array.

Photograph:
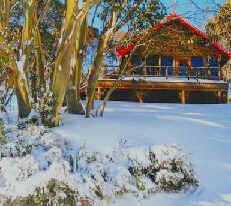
[
  {"x1": 162, "y1": 0, "x2": 226, "y2": 30},
  {"x1": 88, "y1": 0, "x2": 227, "y2": 32}
]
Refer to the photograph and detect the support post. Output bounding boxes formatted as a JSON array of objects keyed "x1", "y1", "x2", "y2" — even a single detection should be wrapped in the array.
[
  {"x1": 173, "y1": 56, "x2": 176, "y2": 76},
  {"x1": 165, "y1": 67, "x2": 168, "y2": 79},
  {"x1": 203, "y1": 56, "x2": 209, "y2": 79},
  {"x1": 136, "y1": 90, "x2": 144, "y2": 103},
  {"x1": 225, "y1": 91, "x2": 229, "y2": 104},
  {"x1": 143, "y1": 56, "x2": 147, "y2": 75},
  {"x1": 185, "y1": 91, "x2": 190, "y2": 102},
  {"x1": 180, "y1": 90, "x2": 186, "y2": 104},
  {"x1": 218, "y1": 55, "x2": 223, "y2": 80},
  {"x1": 175, "y1": 57, "x2": 179, "y2": 76},
  {"x1": 187, "y1": 57, "x2": 192, "y2": 79},
  {"x1": 95, "y1": 88, "x2": 101, "y2": 100},
  {"x1": 158, "y1": 56, "x2": 161, "y2": 76},
  {"x1": 217, "y1": 90, "x2": 222, "y2": 103},
  {"x1": 98, "y1": 88, "x2": 101, "y2": 100}
]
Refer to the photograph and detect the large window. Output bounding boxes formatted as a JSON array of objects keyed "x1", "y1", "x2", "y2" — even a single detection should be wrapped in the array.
[
  {"x1": 179, "y1": 60, "x2": 189, "y2": 76},
  {"x1": 146, "y1": 55, "x2": 159, "y2": 75},
  {"x1": 191, "y1": 56, "x2": 204, "y2": 77},
  {"x1": 161, "y1": 56, "x2": 173, "y2": 76},
  {"x1": 208, "y1": 57, "x2": 218, "y2": 77}
]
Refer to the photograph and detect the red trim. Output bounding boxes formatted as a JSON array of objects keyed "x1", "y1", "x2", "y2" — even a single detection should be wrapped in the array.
[
  {"x1": 117, "y1": 43, "x2": 134, "y2": 56},
  {"x1": 117, "y1": 12, "x2": 231, "y2": 59}
]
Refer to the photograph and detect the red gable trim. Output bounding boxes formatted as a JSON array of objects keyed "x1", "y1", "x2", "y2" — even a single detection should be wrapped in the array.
[
  {"x1": 162, "y1": 13, "x2": 231, "y2": 59},
  {"x1": 117, "y1": 44, "x2": 134, "y2": 56},
  {"x1": 117, "y1": 12, "x2": 231, "y2": 59}
]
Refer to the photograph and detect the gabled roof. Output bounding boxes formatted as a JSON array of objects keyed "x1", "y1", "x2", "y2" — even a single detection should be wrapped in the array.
[{"x1": 117, "y1": 12, "x2": 231, "y2": 59}]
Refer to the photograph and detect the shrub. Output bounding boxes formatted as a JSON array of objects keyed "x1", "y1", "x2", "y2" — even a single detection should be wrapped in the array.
[
  {"x1": 0, "y1": 128, "x2": 199, "y2": 205},
  {"x1": 1, "y1": 137, "x2": 33, "y2": 159},
  {"x1": 127, "y1": 145, "x2": 199, "y2": 193},
  {"x1": 4, "y1": 179, "x2": 92, "y2": 206},
  {"x1": 0, "y1": 155, "x2": 39, "y2": 183}
]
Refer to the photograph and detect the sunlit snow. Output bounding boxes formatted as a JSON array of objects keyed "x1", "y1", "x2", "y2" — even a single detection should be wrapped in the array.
[{"x1": 54, "y1": 101, "x2": 231, "y2": 206}]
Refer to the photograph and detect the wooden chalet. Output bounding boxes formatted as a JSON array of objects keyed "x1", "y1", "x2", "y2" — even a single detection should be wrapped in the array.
[{"x1": 94, "y1": 13, "x2": 231, "y2": 104}]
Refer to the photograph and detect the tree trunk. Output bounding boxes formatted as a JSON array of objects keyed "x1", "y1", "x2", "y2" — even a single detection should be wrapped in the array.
[
  {"x1": 85, "y1": 35, "x2": 110, "y2": 118},
  {"x1": 85, "y1": 6, "x2": 122, "y2": 118},
  {"x1": 99, "y1": 56, "x2": 132, "y2": 117},
  {"x1": 15, "y1": 80, "x2": 31, "y2": 119},
  {"x1": 67, "y1": 88, "x2": 84, "y2": 114},
  {"x1": 99, "y1": 88, "x2": 114, "y2": 117},
  {"x1": 52, "y1": 11, "x2": 90, "y2": 126},
  {"x1": 67, "y1": 16, "x2": 87, "y2": 115}
]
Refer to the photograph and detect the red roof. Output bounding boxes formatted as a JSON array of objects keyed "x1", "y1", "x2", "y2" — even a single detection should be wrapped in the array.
[{"x1": 117, "y1": 12, "x2": 231, "y2": 59}]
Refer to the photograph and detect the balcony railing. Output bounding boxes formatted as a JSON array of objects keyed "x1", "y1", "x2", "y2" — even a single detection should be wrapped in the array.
[{"x1": 103, "y1": 65, "x2": 221, "y2": 80}]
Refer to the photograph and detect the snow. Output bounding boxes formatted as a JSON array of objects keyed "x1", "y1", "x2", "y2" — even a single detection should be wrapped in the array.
[
  {"x1": 71, "y1": 57, "x2": 76, "y2": 68},
  {"x1": 16, "y1": 53, "x2": 26, "y2": 80},
  {"x1": 53, "y1": 101, "x2": 231, "y2": 206},
  {"x1": 115, "y1": 76, "x2": 226, "y2": 84},
  {"x1": 1, "y1": 101, "x2": 231, "y2": 205},
  {"x1": 58, "y1": 65, "x2": 62, "y2": 71},
  {"x1": 78, "y1": 0, "x2": 84, "y2": 9}
]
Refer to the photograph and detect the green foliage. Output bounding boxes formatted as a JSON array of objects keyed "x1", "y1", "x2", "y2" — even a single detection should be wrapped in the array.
[
  {"x1": 32, "y1": 91, "x2": 57, "y2": 127},
  {"x1": 94, "y1": 0, "x2": 166, "y2": 33},
  {"x1": 37, "y1": 0, "x2": 66, "y2": 60},
  {"x1": 206, "y1": 2, "x2": 231, "y2": 40},
  {"x1": 128, "y1": 0, "x2": 166, "y2": 30}
]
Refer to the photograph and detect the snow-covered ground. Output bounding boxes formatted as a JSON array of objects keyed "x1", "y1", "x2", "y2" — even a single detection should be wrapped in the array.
[
  {"x1": 52, "y1": 101, "x2": 231, "y2": 206},
  {"x1": 1, "y1": 101, "x2": 231, "y2": 205}
]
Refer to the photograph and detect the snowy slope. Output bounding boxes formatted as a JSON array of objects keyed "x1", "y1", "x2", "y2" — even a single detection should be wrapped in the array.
[{"x1": 53, "y1": 102, "x2": 231, "y2": 206}]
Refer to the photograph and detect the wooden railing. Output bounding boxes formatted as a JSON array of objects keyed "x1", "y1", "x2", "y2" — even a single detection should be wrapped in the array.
[{"x1": 103, "y1": 65, "x2": 220, "y2": 80}]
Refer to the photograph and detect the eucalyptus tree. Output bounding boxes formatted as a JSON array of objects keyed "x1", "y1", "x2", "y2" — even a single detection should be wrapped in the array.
[
  {"x1": 206, "y1": 0, "x2": 231, "y2": 81},
  {"x1": 0, "y1": 0, "x2": 99, "y2": 126},
  {"x1": 0, "y1": 0, "x2": 31, "y2": 118},
  {"x1": 206, "y1": 0, "x2": 231, "y2": 43},
  {"x1": 85, "y1": 0, "x2": 166, "y2": 117},
  {"x1": 0, "y1": 0, "x2": 165, "y2": 127}
]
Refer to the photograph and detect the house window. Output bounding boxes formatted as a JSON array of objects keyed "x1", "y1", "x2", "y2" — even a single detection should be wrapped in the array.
[
  {"x1": 146, "y1": 55, "x2": 159, "y2": 75},
  {"x1": 131, "y1": 55, "x2": 142, "y2": 75},
  {"x1": 161, "y1": 56, "x2": 173, "y2": 76},
  {"x1": 179, "y1": 60, "x2": 189, "y2": 76},
  {"x1": 208, "y1": 57, "x2": 218, "y2": 77},
  {"x1": 191, "y1": 56, "x2": 204, "y2": 77}
]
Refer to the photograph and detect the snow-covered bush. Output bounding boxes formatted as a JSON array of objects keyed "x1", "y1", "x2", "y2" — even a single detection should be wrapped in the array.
[
  {"x1": 17, "y1": 111, "x2": 41, "y2": 129},
  {"x1": 31, "y1": 91, "x2": 57, "y2": 127},
  {"x1": 1, "y1": 139, "x2": 32, "y2": 158},
  {"x1": 151, "y1": 145, "x2": 199, "y2": 192},
  {"x1": 126, "y1": 144, "x2": 199, "y2": 194},
  {"x1": 67, "y1": 143, "x2": 199, "y2": 200},
  {"x1": 0, "y1": 155, "x2": 39, "y2": 184},
  {"x1": 5, "y1": 179, "x2": 92, "y2": 206},
  {"x1": 0, "y1": 125, "x2": 199, "y2": 205},
  {"x1": 0, "y1": 125, "x2": 41, "y2": 159}
]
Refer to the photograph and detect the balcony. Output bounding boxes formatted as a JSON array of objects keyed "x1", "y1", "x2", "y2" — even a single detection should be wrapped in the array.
[{"x1": 103, "y1": 65, "x2": 221, "y2": 81}]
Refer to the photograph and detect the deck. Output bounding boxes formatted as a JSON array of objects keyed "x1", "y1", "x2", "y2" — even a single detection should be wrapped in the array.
[
  {"x1": 97, "y1": 77, "x2": 228, "y2": 91},
  {"x1": 95, "y1": 76, "x2": 229, "y2": 104}
]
